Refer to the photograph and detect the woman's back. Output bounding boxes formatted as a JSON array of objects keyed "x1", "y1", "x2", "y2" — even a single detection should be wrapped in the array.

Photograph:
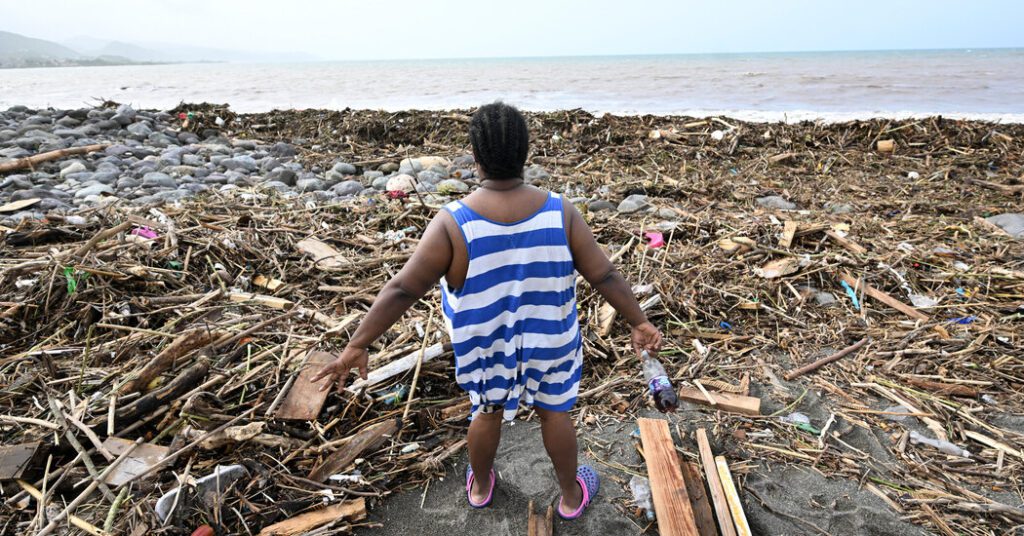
[{"x1": 440, "y1": 187, "x2": 581, "y2": 420}]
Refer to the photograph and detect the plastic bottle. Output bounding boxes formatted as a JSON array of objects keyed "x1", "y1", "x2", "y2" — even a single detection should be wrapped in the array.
[
  {"x1": 641, "y1": 351, "x2": 678, "y2": 413},
  {"x1": 629, "y1": 475, "x2": 655, "y2": 521}
]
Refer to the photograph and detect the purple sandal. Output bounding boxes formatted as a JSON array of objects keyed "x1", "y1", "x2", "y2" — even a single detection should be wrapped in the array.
[
  {"x1": 557, "y1": 465, "x2": 600, "y2": 520},
  {"x1": 465, "y1": 466, "x2": 497, "y2": 508}
]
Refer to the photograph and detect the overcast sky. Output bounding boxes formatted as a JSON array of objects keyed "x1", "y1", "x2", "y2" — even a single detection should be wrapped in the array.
[{"x1": 4, "y1": 0, "x2": 1023, "y2": 60}]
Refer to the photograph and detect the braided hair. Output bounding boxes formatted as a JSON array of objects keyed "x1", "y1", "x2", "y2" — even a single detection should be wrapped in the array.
[{"x1": 469, "y1": 102, "x2": 529, "y2": 180}]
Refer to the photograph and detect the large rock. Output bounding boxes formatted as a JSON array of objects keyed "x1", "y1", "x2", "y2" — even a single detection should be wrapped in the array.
[
  {"x1": 386, "y1": 174, "x2": 417, "y2": 193},
  {"x1": 986, "y1": 213, "x2": 1024, "y2": 238},
  {"x1": 269, "y1": 142, "x2": 297, "y2": 157},
  {"x1": 265, "y1": 168, "x2": 297, "y2": 186},
  {"x1": 295, "y1": 178, "x2": 325, "y2": 192},
  {"x1": 59, "y1": 162, "x2": 88, "y2": 178},
  {"x1": 126, "y1": 122, "x2": 152, "y2": 138},
  {"x1": 332, "y1": 180, "x2": 364, "y2": 197},
  {"x1": 74, "y1": 183, "x2": 114, "y2": 198},
  {"x1": 437, "y1": 178, "x2": 469, "y2": 194},
  {"x1": 756, "y1": 195, "x2": 798, "y2": 210},
  {"x1": 142, "y1": 172, "x2": 176, "y2": 188},
  {"x1": 617, "y1": 194, "x2": 651, "y2": 214}
]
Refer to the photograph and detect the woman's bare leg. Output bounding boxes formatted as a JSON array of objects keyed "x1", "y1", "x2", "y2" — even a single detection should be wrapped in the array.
[{"x1": 467, "y1": 410, "x2": 503, "y2": 502}]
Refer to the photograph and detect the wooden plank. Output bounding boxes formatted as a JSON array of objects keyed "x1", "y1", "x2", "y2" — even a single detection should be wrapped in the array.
[
  {"x1": 839, "y1": 272, "x2": 929, "y2": 321},
  {"x1": 779, "y1": 220, "x2": 798, "y2": 249},
  {"x1": 101, "y1": 437, "x2": 169, "y2": 486},
  {"x1": 527, "y1": 500, "x2": 553, "y2": 536},
  {"x1": 696, "y1": 429, "x2": 737, "y2": 536},
  {"x1": 257, "y1": 498, "x2": 366, "y2": 536},
  {"x1": 825, "y1": 230, "x2": 868, "y2": 255},
  {"x1": 296, "y1": 237, "x2": 350, "y2": 269},
  {"x1": 677, "y1": 387, "x2": 761, "y2": 416},
  {"x1": 229, "y1": 292, "x2": 293, "y2": 310},
  {"x1": 682, "y1": 461, "x2": 720, "y2": 536},
  {"x1": 637, "y1": 418, "x2": 700, "y2": 536},
  {"x1": 275, "y1": 351, "x2": 336, "y2": 420},
  {"x1": 0, "y1": 442, "x2": 41, "y2": 480},
  {"x1": 715, "y1": 456, "x2": 751, "y2": 536},
  {"x1": 308, "y1": 419, "x2": 399, "y2": 482}
]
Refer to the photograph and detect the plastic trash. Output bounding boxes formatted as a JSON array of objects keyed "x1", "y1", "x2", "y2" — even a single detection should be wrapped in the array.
[
  {"x1": 909, "y1": 294, "x2": 939, "y2": 308},
  {"x1": 840, "y1": 280, "x2": 861, "y2": 310},
  {"x1": 643, "y1": 231, "x2": 665, "y2": 249},
  {"x1": 719, "y1": 321, "x2": 733, "y2": 331},
  {"x1": 949, "y1": 316, "x2": 977, "y2": 325},
  {"x1": 909, "y1": 431, "x2": 970, "y2": 458},
  {"x1": 629, "y1": 475, "x2": 655, "y2": 521},
  {"x1": 780, "y1": 412, "x2": 810, "y2": 425},
  {"x1": 641, "y1": 351, "x2": 678, "y2": 413},
  {"x1": 156, "y1": 464, "x2": 250, "y2": 522},
  {"x1": 130, "y1": 226, "x2": 159, "y2": 240},
  {"x1": 378, "y1": 384, "x2": 408, "y2": 405}
]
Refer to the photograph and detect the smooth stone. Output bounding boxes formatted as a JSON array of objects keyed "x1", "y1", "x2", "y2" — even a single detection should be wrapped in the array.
[
  {"x1": 815, "y1": 292, "x2": 838, "y2": 306},
  {"x1": 269, "y1": 142, "x2": 297, "y2": 157},
  {"x1": 617, "y1": 194, "x2": 651, "y2": 214},
  {"x1": 163, "y1": 166, "x2": 199, "y2": 177},
  {"x1": 437, "y1": 178, "x2": 469, "y2": 193},
  {"x1": 179, "y1": 183, "x2": 209, "y2": 194},
  {"x1": 386, "y1": 174, "x2": 417, "y2": 193},
  {"x1": 56, "y1": 116, "x2": 81, "y2": 127},
  {"x1": 332, "y1": 162, "x2": 357, "y2": 175},
  {"x1": 657, "y1": 207, "x2": 678, "y2": 220},
  {"x1": 266, "y1": 168, "x2": 297, "y2": 186},
  {"x1": 332, "y1": 180, "x2": 364, "y2": 197},
  {"x1": 364, "y1": 170, "x2": 385, "y2": 181},
  {"x1": 60, "y1": 162, "x2": 88, "y2": 178},
  {"x1": 417, "y1": 170, "x2": 444, "y2": 185},
  {"x1": 203, "y1": 173, "x2": 229, "y2": 185},
  {"x1": 372, "y1": 176, "x2": 389, "y2": 190},
  {"x1": 416, "y1": 182, "x2": 437, "y2": 193},
  {"x1": 295, "y1": 178, "x2": 325, "y2": 192},
  {"x1": 986, "y1": 213, "x2": 1024, "y2": 238},
  {"x1": 756, "y1": 195, "x2": 798, "y2": 210},
  {"x1": 0, "y1": 147, "x2": 30, "y2": 160},
  {"x1": 260, "y1": 157, "x2": 282, "y2": 174},
  {"x1": 153, "y1": 190, "x2": 189, "y2": 203},
  {"x1": 1, "y1": 176, "x2": 33, "y2": 190},
  {"x1": 126, "y1": 122, "x2": 153, "y2": 138},
  {"x1": 380, "y1": 162, "x2": 400, "y2": 173},
  {"x1": 524, "y1": 165, "x2": 551, "y2": 183},
  {"x1": 12, "y1": 188, "x2": 69, "y2": 201},
  {"x1": 452, "y1": 154, "x2": 475, "y2": 167},
  {"x1": 96, "y1": 119, "x2": 120, "y2": 130},
  {"x1": 53, "y1": 128, "x2": 84, "y2": 139},
  {"x1": 91, "y1": 172, "x2": 119, "y2": 185},
  {"x1": 825, "y1": 202, "x2": 855, "y2": 215},
  {"x1": 75, "y1": 183, "x2": 114, "y2": 198},
  {"x1": 261, "y1": 181, "x2": 291, "y2": 193},
  {"x1": 222, "y1": 156, "x2": 258, "y2": 172},
  {"x1": 142, "y1": 172, "x2": 176, "y2": 188},
  {"x1": 116, "y1": 177, "x2": 141, "y2": 189},
  {"x1": 177, "y1": 132, "x2": 200, "y2": 145},
  {"x1": 232, "y1": 140, "x2": 257, "y2": 150}
]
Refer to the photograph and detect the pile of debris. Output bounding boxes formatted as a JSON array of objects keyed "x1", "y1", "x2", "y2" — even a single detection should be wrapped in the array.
[{"x1": 1, "y1": 105, "x2": 1022, "y2": 535}]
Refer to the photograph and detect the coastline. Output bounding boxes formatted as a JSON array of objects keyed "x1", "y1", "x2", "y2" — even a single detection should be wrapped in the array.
[{"x1": 1, "y1": 102, "x2": 1022, "y2": 535}]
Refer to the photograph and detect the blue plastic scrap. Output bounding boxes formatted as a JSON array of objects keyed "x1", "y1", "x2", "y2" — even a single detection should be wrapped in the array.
[
  {"x1": 949, "y1": 316, "x2": 977, "y2": 325},
  {"x1": 841, "y1": 280, "x2": 861, "y2": 310},
  {"x1": 719, "y1": 321, "x2": 733, "y2": 331}
]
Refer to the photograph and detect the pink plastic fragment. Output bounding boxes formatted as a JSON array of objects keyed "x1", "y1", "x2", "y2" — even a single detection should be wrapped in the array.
[
  {"x1": 131, "y1": 227, "x2": 159, "y2": 240},
  {"x1": 643, "y1": 231, "x2": 665, "y2": 248}
]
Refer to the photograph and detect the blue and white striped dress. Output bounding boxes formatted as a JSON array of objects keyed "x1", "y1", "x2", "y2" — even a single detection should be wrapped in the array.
[{"x1": 441, "y1": 192, "x2": 582, "y2": 421}]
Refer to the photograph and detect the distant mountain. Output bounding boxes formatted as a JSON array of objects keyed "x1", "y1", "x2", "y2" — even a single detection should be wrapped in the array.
[
  {"x1": 0, "y1": 30, "x2": 148, "y2": 68},
  {"x1": 63, "y1": 36, "x2": 317, "y2": 63},
  {"x1": 2, "y1": 29, "x2": 316, "y2": 68},
  {"x1": 0, "y1": 30, "x2": 82, "y2": 67}
]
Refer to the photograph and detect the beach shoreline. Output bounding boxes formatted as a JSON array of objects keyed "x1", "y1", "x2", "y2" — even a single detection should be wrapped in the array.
[{"x1": 1, "y1": 102, "x2": 1022, "y2": 535}]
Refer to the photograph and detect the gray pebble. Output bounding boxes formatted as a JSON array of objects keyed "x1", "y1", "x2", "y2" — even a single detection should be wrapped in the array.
[
  {"x1": 588, "y1": 199, "x2": 616, "y2": 212},
  {"x1": 75, "y1": 183, "x2": 114, "y2": 198},
  {"x1": 266, "y1": 168, "x2": 297, "y2": 186},
  {"x1": 617, "y1": 194, "x2": 652, "y2": 214},
  {"x1": 295, "y1": 178, "x2": 325, "y2": 192},
  {"x1": 986, "y1": 213, "x2": 1024, "y2": 238},
  {"x1": 437, "y1": 178, "x2": 469, "y2": 193},
  {"x1": 142, "y1": 172, "x2": 176, "y2": 188},
  {"x1": 756, "y1": 195, "x2": 798, "y2": 210},
  {"x1": 332, "y1": 180, "x2": 363, "y2": 197}
]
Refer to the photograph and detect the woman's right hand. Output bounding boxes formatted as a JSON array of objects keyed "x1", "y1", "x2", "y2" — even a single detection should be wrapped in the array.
[
  {"x1": 311, "y1": 346, "x2": 370, "y2": 393},
  {"x1": 631, "y1": 321, "x2": 663, "y2": 357}
]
